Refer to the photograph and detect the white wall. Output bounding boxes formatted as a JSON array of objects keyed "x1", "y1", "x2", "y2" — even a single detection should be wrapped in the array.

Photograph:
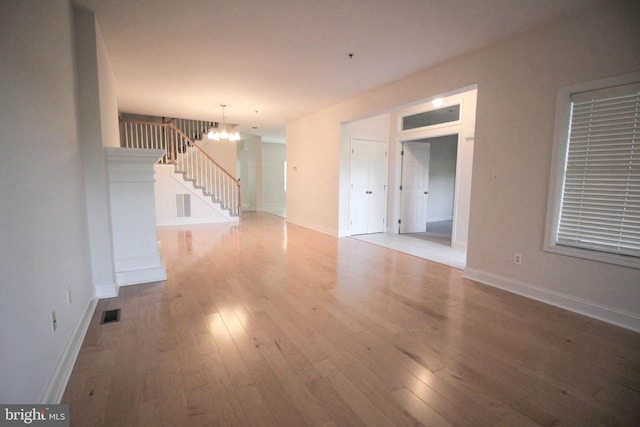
[
  {"x1": 74, "y1": 6, "x2": 118, "y2": 298},
  {"x1": 262, "y1": 143, "x2": 286, "y2": 215},
  {"x1": 198, "y1": 138, "x2": 238, "y2": 178},
  {"x1": 287, "y1": 110, "x2": 343, "y2": 235},
  {"x1": 237, "y1": 134, "x2": 263, "y2": 212},
  {"x1": 427, "y1": 138, "x2": 457, "y2": 222},
  {"x1": 96, "y1": 21, "x2": 119, "y2": 148},
  {"x1": 0, "y1": 0, "x2": 95, "y2": 402},
  {"x1": 286, "y1": 2, "x2": 640, "y2": 330}
]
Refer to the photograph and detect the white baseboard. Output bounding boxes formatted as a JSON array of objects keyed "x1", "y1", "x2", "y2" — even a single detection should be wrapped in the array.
[
  {"x1": 451, "y1": 241, "x2": 467, "y2": 250},
  {"x1": 114, "y1": 253, "x2": 167, "y2": 286},
  {"x1": 157, "y1": 216, "x2": 238, "y2": 226},
  {"x1": 94, "y1": 283, "x2": 118, "y2": 299},
  {"x1": 261, "y1": 207, "x2": 286, "y2": 217},
  {"x1": 116, "y1": 265, "x2": 166, "y2": 286},
  {"x1": 427, "y1": 216, "x2": 453, "y2": 223},
  {"x1": 285, "y1": 217, "x2": 337, "y2": 237},
  {"x1": 463, "y1": 268, "x2": 640, "y2": 333},
  {"x1": 40, "y1": 295, "x2": 97, "y2": 403}
]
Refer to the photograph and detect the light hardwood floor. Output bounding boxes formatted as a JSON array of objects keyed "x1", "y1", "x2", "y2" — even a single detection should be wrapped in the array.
[{"x1": 62, "y1": 212, "x2": 640, "y2": 426}]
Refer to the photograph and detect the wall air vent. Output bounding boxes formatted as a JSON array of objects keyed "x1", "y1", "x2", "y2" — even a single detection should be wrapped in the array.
[{"x1": 176, "y1": 193, "x2": 191, "y2": 217}]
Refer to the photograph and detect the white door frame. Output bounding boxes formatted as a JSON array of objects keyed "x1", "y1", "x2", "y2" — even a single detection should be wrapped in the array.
[
  {"x1": 397, "y1": 129, "x2": 461, "y2": 236},
  {"x1": 393, "y1": 94, "x2": 468, "y2": 247}
]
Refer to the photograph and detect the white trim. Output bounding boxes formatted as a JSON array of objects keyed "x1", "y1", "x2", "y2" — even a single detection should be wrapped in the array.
[
  {"x1": 286, "y1": 217, "x2": 337, "y2": 237},
  {"x1": 396, "y1": 95, "x2": 465, "y2": 135},
  {"x1": 40, "y1": 295, "x2": 98, "y2": 403},
  {"x1": 157, "y1": 216, "x2": 238, "y2": 226},
  {"x1": 94, "y1": 284, "x2": 118, "y2": 299},
  {"x1": 544, "y1": 71, "x2": 640, "y2": 269},
  {"x1": 545, "y1": 243, "x2": 640, "y2": 269},
  {"x1": 394, "y1": 117, "x2": 464, "y2": 246},
  {"x1": 116, "y1": 265, "x2": 167, "y2": 286},
  {"x1": 463, "y1": 268, "x2": 640, "y2": 333},
  {"x1": 105, "y1": 147, "x2": 165, "y2": 164}
]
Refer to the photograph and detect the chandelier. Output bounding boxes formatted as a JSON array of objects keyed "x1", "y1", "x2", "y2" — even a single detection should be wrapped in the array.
[{"x1": 208, "y1": 104, "x2": 240, "y2": 141}]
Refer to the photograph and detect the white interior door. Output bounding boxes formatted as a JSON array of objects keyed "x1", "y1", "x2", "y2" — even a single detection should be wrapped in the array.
[
  {"x1": 400, "y1": 142, "x2": 430, "y2": 233},
  {"x1": 349, "y1": 139, "x2": 388, "y2": 235},
  {"x1": 350, "y1": 139, "x2": 370, "y2": 235},
  {"x1": 366, "y1": 141, "x2": 388, "y2": 233}
]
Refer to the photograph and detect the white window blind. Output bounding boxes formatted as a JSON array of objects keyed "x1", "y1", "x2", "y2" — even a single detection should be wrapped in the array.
[{"x1": 556, "y1": 82, "x2": 640, "y2": 258}]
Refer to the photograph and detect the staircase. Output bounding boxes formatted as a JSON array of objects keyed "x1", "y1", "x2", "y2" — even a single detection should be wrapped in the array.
[{"x1": 119, "y1": 116, "x2": 241, "y2": 217}]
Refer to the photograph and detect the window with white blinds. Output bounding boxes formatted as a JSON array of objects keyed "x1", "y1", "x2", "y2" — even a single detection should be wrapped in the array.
[{"x1": 555, "y1": 82, "x2": 640, "y2": 259}]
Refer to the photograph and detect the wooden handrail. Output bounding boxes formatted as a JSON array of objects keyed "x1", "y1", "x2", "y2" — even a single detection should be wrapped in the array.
[
  {"x1": 172, "y1": 127, "x2": 240, "y2": 186},
  {"x1": 118, "y1": 118, "x2": 239, "y2": 185},
  {"x1": 118, "y1": 118, "x2": 241, "y2": 216}
]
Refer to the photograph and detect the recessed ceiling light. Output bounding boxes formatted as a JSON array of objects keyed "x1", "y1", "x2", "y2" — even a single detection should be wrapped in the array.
[{"x1": 432, "y1": 97, "x2": 444, "y2": 107}]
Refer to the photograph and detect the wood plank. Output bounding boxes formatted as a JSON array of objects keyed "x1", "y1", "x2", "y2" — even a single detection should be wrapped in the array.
[
  {"x1": 217, "y1": 303, "x2": 264, "y2": 365},
  {"x1": 61, "y1": 213, "x2": 640, "y2": 426},
  {"x1": 199, "y1": 350, "x2": 251, "y2": 426},
  {"x1": 390, "y1": 387, "x2": 453, "y2": 427},
  {"x1": 205, "y1": 312, "x2": 254, "y2": 389},
  {"x1": 314, "y1": 359, "x2": 396, "y2": 427},
  {"x1": 246, "y1": 358, "x2": 309, "y2": 426},
  {"x1": 252, "y1": 329, "x2": 332, "y2": 425}
]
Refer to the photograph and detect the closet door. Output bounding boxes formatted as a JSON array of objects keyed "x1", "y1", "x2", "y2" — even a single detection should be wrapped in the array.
[
  {"x1": 349, "y1": 139, "x2": 388, "y2": 235},
  {"x1": 366, "y1": 140, "x2": 388, "y2": 233}
]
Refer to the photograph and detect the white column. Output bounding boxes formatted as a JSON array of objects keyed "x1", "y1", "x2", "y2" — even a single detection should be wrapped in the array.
[{"x1": 106, "y1": 148, "x2": 167, "y2": 286}]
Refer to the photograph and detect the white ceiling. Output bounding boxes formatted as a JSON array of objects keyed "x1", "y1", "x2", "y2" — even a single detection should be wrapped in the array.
[{"x1": 74, "y1": 0, "x2": 602, "y2": 143}]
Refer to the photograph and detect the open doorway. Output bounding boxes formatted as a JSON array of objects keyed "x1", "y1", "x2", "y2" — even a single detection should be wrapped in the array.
[
  {"x1": 400, "y1": 134, "x2": 458, "y2": 246},
  {"x1": 339, "y1": 87, "x2": 476, "y2": 268}
]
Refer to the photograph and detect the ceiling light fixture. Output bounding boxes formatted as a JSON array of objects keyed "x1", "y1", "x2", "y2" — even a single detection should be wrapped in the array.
[
  {"x1": 432, "y1": 97, "x2": 444, "y2": 107},
  {"x1": 208, "y1": 104, "x2": 240, "y2": 141}
]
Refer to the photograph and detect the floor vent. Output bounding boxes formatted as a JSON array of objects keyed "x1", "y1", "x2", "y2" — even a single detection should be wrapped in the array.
[{"x1": 100, "y1": 308, "x2": 121, "y2": 324}]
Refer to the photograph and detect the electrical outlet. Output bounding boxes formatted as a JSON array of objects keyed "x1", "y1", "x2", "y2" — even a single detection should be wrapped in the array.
[
  {"x1": 67, "y1": 287, "x2": 72, "y2": 305},
  {"x1": 51, "y1": 310, "x2": 57, "y2": 332},
  {"x1": 514, "y1": 252, "x2": 523, "y2": 265}
]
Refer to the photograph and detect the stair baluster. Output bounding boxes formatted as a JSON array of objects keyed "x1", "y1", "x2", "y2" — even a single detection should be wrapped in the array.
[{"x1": 118, "y1": 117, "x2": 241, "y2": 217}]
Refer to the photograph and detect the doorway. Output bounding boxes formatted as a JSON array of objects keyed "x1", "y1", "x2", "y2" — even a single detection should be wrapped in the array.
[
  {"x1": 339, "y1": 87, "x2": 476, "y2": 267},
  {"x1": 400, "y1": 134, "x2": 458, "y2": 246}
]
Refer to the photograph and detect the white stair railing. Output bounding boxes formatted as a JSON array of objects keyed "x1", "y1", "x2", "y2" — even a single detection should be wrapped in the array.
[
  {"x1": 119, "y1": 118, "x2": 241, "y2": 216},
  {"x1": 171, "y1": 118, "x2": 216, "y2": 142}
]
